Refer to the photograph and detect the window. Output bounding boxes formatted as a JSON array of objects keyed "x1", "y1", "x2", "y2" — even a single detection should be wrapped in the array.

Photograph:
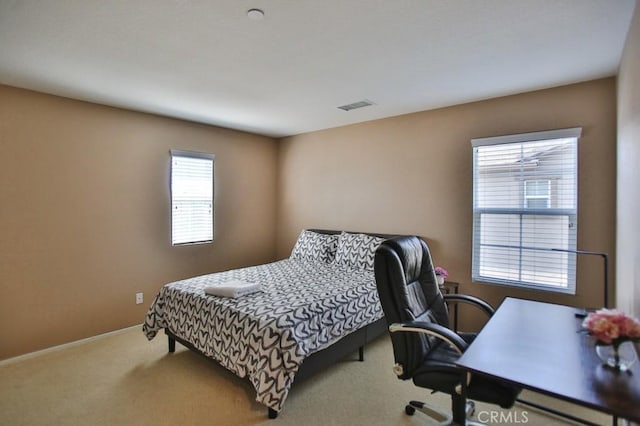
[
  {"x1": 471, "y1": 128, "x2": 581, "y2": 293},
  {"x1": 524, "y1": 180, "x2": 550, "y2": 209},
  {"x1": 170, "y1": 150, "x2": 214, "y2": 245}
]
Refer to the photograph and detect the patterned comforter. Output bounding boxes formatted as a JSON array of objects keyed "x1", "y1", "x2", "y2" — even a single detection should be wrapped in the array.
[{"x1": 142, "y1": 259, "x2": 383, "y2": 412}]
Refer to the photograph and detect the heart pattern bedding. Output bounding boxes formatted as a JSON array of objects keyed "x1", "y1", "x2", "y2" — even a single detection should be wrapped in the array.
[{"x1": 142, "y1": 257, "x2": 383, "y2": 412}]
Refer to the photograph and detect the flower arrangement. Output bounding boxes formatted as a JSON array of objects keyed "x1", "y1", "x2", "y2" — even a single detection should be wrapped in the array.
[
  {"x1": 582, "y1": 308, "x2": 640, "y2": 346},
  {"x1": 582, "y1": 309, "x2": 640, "y2": 370},
  {"x1": 434, "y1": 266, "x2": 448, "y2": 279}
]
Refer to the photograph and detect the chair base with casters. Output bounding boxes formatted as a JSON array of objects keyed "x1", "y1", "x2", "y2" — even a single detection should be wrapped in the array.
[
  {"x1": 404, "y1": 399, "x2": 485, "y2": 426},
  {"x1": 405, "y1": 400, "x2": 452, "y2": 425}
]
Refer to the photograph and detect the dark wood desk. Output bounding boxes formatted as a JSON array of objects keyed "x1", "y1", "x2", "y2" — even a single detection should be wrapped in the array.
[{"x1": 456, "y1": 297, "x2": 640, "y2": 423}]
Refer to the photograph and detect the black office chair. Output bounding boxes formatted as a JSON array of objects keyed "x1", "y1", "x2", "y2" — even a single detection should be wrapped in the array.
[{"x1": 374, "y1": 236, "x2": 520, "y2": 425}]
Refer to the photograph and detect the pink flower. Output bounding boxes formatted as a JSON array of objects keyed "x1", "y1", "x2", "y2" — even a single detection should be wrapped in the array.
[
  {"x1": 434, "y1": 266, "x2": 448, "y2": 279},
  {"x1": 582, "y1": 309, "x2": 640, "y2": 346}
]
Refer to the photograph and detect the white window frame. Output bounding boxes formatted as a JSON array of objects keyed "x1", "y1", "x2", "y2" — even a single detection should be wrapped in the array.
[
  {"x1": 170, "y1": 149, "x2": 215, "y2": 246},
  {"x1": 471, "y1": 127, "x2": 581, "y2": 294}
]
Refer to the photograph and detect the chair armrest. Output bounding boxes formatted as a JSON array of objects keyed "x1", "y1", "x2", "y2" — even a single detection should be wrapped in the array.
[
  {"x1": 443, "y1": 294, "x2": 495, "y2": 317},
  {"x1": 388, "y1": 321, "x2": 468, "y2": 354}
]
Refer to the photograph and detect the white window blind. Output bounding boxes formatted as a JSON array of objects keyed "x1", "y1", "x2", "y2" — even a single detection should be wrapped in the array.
[
  {"x1": 170, "y1": 150, "x2": 214, "y2": 245},
  {"x1": 471, "y1": 128, "x2": 581, "y2": 293}
]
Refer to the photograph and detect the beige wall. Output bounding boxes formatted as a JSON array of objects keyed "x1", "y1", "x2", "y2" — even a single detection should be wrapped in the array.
[
  {"x1": 277, "y1": 78, "x2": 617, "y2": 325},
  {"x1": 0, "y1": 74, "x2": 621, "y2": 358},
  {"x1": 0, "y1": 85, "x2": 278, "y2": 359},
  {"x1": 617, "y1": 0, "x2": 640, "y2": 317}
]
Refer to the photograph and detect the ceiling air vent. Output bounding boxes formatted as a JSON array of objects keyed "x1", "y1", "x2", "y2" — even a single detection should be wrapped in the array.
[{"x1": 337, "y1": 99, "x2": 375, "y2": 111}]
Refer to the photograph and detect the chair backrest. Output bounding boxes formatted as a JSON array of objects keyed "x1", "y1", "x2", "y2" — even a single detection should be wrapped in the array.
[{"x1": 374, "y1": 236, "x2": 450, "y2": 378}]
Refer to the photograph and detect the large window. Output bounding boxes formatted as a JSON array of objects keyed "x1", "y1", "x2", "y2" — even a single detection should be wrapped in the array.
[
  {"x1": 170, "y1": 150, "x2": 214, "y2": 245},
  {"x1": 471, "y1": 128, "x2": 581, "y2": 293}
]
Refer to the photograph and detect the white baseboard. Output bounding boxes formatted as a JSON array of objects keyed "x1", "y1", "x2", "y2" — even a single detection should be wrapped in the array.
[{"x1": 0, "y1": 324, "x2": 142, "y2": 367}]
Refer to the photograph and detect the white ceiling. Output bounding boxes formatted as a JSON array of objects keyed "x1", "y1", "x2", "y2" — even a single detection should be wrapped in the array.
[{"x1": 0, "y1": 0, "x2": 635, "y2": 138}]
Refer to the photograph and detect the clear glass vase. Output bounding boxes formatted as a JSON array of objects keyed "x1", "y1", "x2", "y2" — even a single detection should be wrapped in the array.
[{"x1": 596, "y1": 341, "x2": 638, "y2": 372}]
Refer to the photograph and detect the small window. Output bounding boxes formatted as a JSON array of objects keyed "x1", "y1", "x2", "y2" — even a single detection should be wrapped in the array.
[
  {"x1": 170, "y1": 150, "x2": 214, "y2": 245},
  {"x1": 524, "y1": 180, "x2": 551, "y2": 209},
  {"x1": 471, "y1": 128, "x2": 581, "y2": 294}
]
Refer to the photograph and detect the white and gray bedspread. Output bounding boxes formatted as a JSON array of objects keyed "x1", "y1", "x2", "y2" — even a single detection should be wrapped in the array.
[{"x1": 142, "y1": 258, "x2": 383, "y2": 412}]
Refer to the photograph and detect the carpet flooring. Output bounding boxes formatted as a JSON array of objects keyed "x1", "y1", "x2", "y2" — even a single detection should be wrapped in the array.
[{"x1": 0, "y1": 326, "x2": 611, "y2": 425}]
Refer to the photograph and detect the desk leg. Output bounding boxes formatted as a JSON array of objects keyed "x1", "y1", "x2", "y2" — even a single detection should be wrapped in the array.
[{"x1": 454, "y1": 376, "x2": 468, "y2": 425}]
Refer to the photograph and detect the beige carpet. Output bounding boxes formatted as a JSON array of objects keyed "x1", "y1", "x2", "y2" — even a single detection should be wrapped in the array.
[{"x1": 0, "y1": 327, "x2": 610, "y2": 426}]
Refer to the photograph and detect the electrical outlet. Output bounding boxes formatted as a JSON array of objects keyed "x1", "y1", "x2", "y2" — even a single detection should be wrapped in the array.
[{"x1": 136, "y1": 292, "x2": 143, "y2": 305}]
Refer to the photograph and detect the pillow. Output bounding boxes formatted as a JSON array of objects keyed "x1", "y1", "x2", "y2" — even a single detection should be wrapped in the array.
[
  {"x1": 290, "y1": 230, "x2": 339, "y2": 263},
  {"x1": 333, "y1": 232, "x2": 386, "y2": 271}
]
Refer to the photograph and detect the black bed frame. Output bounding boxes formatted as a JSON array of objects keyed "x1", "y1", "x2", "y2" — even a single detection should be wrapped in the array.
[
  {"x1": 165, "y1": 318, "x2": 387, "y2": 419},
  {"x1": 164, "y1": 229, "x2": 398, "y2": 419}
]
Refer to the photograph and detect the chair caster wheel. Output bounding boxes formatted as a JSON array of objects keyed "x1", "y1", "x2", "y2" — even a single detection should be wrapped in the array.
[
  {"x1": 405, "y1": 405, "x2": 416, "y2": 416},
  {"x1": 466, "y1": 400, "x2": 476, "y2": 417}
]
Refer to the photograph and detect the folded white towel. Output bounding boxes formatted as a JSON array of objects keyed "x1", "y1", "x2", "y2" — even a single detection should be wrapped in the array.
[{"x1": 204, "y1": 280, "x2": 261, "y2": 298}]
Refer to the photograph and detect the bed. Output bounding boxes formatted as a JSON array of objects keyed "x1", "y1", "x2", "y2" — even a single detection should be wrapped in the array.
[{"x1": 142, "y1": 229, "x2": 396, "y2": 418}]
